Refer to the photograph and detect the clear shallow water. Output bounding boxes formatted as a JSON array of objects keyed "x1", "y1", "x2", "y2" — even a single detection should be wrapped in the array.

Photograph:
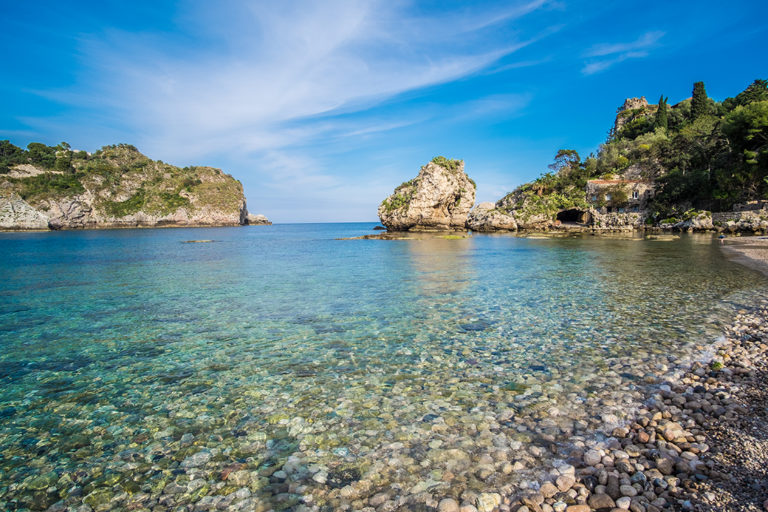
[{"x1": 0, "y1": 224, "x2": 766, "y2": 510}]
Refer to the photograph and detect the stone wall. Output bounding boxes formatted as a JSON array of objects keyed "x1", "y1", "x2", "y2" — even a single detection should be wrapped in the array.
[
  {"x1": 712, "y1": 212, "x2": 741, "y2": 224},
  {"x1": 734, "y1": 200, "x2": 768, "y2": 212},
  {"x1": 713, "y1": 208, "x2": 768, "y2": 233}
]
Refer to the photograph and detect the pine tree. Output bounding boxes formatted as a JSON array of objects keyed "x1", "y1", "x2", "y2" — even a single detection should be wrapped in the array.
[
  {"x1": 654, "y1": 95, "x2": 668, "y2": 130},
  {"x1": 735, "y1": 79, "x2": 768, "y2": 106},
  {"x1": 691, "y1": 81, "x2": 708, "y2": 120}
]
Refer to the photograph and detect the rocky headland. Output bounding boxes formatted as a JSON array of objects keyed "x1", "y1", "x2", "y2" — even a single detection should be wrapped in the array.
[
  {"x1": 378, "y1": 157, "x2": 476, "y2": 231},
  {"x1": 0, "y1": 142, "x2": 270, "y2": 230},
  {"x1": 377, "y1": 80, "x2": 768, "y2": 236}
]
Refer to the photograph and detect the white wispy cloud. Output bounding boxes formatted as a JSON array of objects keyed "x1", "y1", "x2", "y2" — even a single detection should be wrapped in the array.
[
  {"x1": 54, "y1": 0, "x2": 544, "y2": 159},
  {"x1": 581, "y1": 30, "x2": 664, "y2": 75},
  {"x1": 20, "y1": 0, "x2": 558, "y2": 221}
]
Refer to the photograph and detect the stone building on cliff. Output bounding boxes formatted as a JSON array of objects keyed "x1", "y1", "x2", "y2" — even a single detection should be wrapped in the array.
[{"x1": 586, "y1": 179, "x2": 654, "y2": 214}]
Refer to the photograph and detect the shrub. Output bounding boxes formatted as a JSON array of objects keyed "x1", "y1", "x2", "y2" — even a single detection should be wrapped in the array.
[
  {"x1": 158, "y1": 192, "x2": 190, "y2": 213},
  {"x1": 182, "y1": 177, "x2": 202, "y2": 191},
  {"x1": 431, "y1": 156, "x2": 463, "y2": 173},
  {"x1": 102, "y1": 190, "x2": 146, "y2": 217},
  {"x1": 16, "y1": 172, "x2": 85, "y2": 201},
  {"x1": 381, "y1": 191, "x2": 412, "y2": 212}
]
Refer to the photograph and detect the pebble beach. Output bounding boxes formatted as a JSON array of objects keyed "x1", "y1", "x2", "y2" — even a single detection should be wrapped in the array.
[{"x1": 469, "y1": 237, "x2": 768, "y2": 512}]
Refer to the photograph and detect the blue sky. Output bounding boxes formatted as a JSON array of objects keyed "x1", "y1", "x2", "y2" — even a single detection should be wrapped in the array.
[{"x1": 2, "y1": 1, "x2": 767, "y2": 222}]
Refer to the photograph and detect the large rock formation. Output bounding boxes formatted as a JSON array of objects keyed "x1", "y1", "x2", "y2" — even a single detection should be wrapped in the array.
[
  {"x1": 467, "y1": 202, "x2": 517, "y2": 232},
  {"x1": 467, "y1": 188, "x2": 566, "y2": 232},
  {"x1": 378, "y1": 157, "x2": 475, "y2": 231},
  {"x1": 614, "y1": 97, "x2": 656, "y2": 133},
  {"x1": 246, "y1": 213, "x2": 271, "y2": 225},
  {"x1": 0, "y1": 144, "x2": 253, "y2": 230},
  {"x1": 0, "y1": 194, "x2": 49, "y2": 230}
]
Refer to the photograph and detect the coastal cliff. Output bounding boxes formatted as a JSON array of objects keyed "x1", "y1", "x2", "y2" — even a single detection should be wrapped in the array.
[
  {"x1": 0, "y1": 143, "x2": 268, "y2": 230},
  {"x1": 462, "y1": 79, "x2": 768, "y2": 234},
  {"x1": 378, "y1": 156, "x2": 475, "y2": 231}
]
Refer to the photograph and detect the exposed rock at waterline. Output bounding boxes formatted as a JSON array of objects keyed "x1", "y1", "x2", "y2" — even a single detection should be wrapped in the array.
[
  {"x1": 466, "y1": 202, "x2": 518, "y2": 232},
  {"x1": 245, "y1": 213, "x2": 271, "y2": 225},
  {"x1": 495, "y1": 189, "x2": 553, "y2": 230},
  {"x1": 589, "y1": 209, "x2": 646, "y2": 230},
  {"x1": 0, "y1": 194, "x2": 49, "y2": 230},
  {"x1": 378, "y1": 157, "x2": 475, "y2": 231}
]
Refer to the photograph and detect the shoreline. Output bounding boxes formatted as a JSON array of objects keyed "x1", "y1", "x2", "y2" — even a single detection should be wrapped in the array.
[
  {"x1": 468, "y1": 238, "x2": 768, "y2": 512},
  {"x1": 331, "y1": 232, "x2": 768, "y2": 512},
  {"x1": 0, "y1": 222, "x2": 272, "y2": 233},
  {"x1": 721, "y1": 236, "x2": 768, "y2": 277}
]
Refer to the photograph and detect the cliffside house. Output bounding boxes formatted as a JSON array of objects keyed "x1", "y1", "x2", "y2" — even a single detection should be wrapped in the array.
[{"x1": 586, "y1": 179, "x2": 654, "y2": 214}]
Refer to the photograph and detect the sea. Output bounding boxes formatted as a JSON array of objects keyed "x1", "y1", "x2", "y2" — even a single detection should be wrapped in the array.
[{"x1": 0, "y1": 223, "x2": 766, "y2": 510}]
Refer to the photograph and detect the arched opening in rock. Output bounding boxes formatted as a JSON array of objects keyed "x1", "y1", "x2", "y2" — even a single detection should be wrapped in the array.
[{"x1": 556, "y1": 208, "x2": 589, "y2": 224}]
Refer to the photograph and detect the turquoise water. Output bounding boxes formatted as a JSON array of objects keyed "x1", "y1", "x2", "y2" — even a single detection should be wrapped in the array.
[{"x1": 0, "y1": 224, "x2": 766, "y2": 511}]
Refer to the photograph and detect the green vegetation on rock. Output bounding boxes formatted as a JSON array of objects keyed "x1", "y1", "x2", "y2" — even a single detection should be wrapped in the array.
[
  {"x1": 0, "y1": 141, "x2": 245, "y2": 222},
  {"x1": 14, "y1": 172, "x2": 85, "y2": 201},
  {"x1": 381, "y1": 178, "x2": 418, "y2": 213},
  {"x1": 497, "y1": 148, "x2": 594, "y2": 221},
  {"x1": 101, "y1": 190, "x2": 146, "y2": 217},
  {"x1": 431, "y1": 156, "x2": 463, "y2": 173},
  {"x1": 504, "y1": 79, "x2": 768, "y2": 222}
]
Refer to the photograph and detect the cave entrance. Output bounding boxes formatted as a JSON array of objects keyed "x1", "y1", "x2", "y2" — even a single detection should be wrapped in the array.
[{"x1": 556, "y1": 208, "x2": 589, "y2": 224}]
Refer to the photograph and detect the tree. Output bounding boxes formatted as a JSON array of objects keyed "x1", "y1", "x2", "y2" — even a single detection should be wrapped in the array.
[
  {"x1": 721, "y1": 100, "x2": 768, "y2": 199},
  {"x1": 53, "y1": 142, "x2": 74, "y2": 173},
  {"x1": 734, "y1": 79, "x2": 768, "y2": 106},
  {"x1": 691, "y1": 81, "x2": 708, "y2": 120},
  {"x1": 0, "y1": 140, "x2": 23, "y2": 159},
  {"x1": 27, "y1": 142, "x2": 56, "y2": 169},
  {"x1": 548, "y1": 149, "x2": 580, "y2": 174},
  {"x1": 654, "y1": 95, "x2": 668, "y2": 130},
  {"x1": 0, "y1": 140, "x2": 27, "y2": 174}
]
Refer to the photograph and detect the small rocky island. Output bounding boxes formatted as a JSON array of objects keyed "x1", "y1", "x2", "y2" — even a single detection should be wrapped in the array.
[
  {"x1": 378, "y1": 156, "x2": 476, "y2": 231},
  {"x1": 0, "y1": 142, "x2": 270, "y2": 230}
]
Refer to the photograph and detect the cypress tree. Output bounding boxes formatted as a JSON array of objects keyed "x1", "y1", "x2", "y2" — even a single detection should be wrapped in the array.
[
  {"x1": 691, "y1": 81, "x2": 708, "y2": 120},
  {"x1": 654, "y1": 95, "x2": 668, "y2": 130}
]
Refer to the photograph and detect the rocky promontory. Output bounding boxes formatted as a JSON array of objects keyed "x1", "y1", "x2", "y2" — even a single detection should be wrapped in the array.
[
  {"x1": 0, "y1": 142, "x2": 266, "y2": 230},
  {"x1": 378, "y1": 156, "x2": 476, "y2": 231}
]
